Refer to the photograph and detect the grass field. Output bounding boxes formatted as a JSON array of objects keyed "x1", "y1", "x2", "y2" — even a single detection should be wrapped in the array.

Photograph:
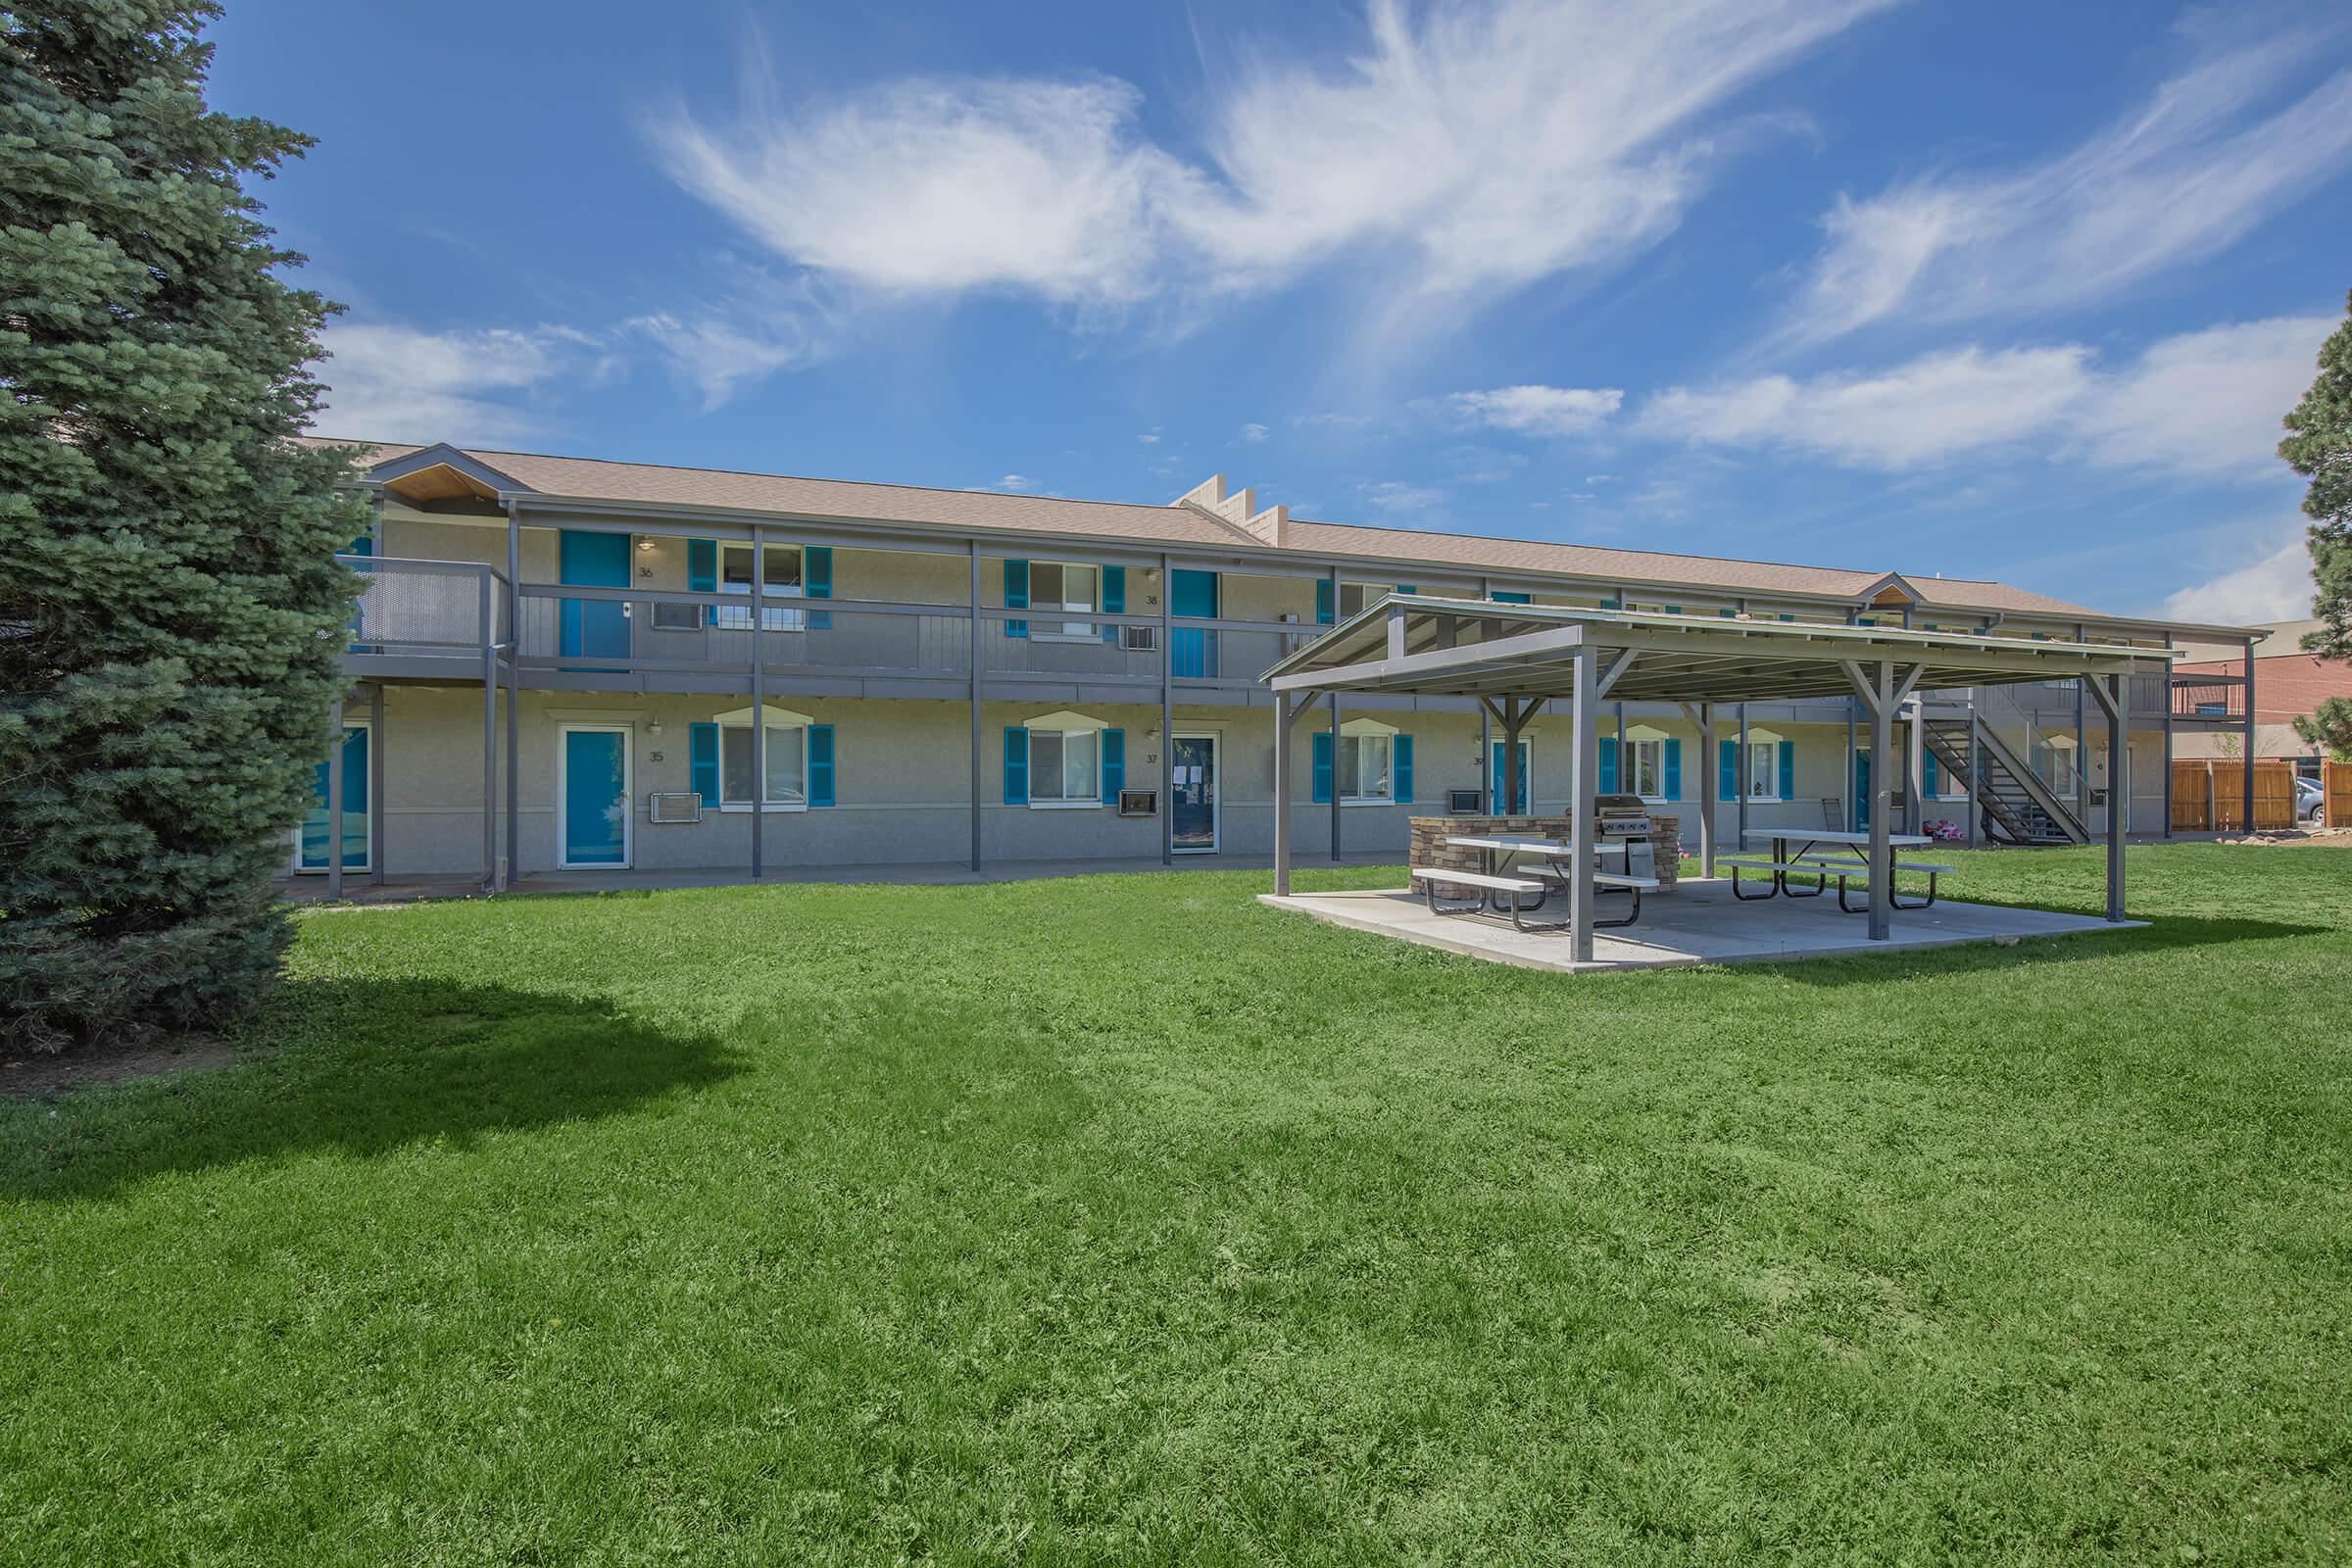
[{"x1": 5, "y1": 845, "x2": 2349, "y2": 1564}]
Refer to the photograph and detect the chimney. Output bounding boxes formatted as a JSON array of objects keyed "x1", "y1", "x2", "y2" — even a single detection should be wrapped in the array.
[{"x1": 1174, "y1": 473, "x2": 1289, "y2": 547}]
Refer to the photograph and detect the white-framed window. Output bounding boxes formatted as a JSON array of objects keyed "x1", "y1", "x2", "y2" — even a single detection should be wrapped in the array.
[
  {"x1": 1029, "y1": 561, "x2": 1100, "y2": 641},
  {"x1": 1029, "y1": 725, "x2": 1100, "y2": 804},
  {"x1": 714, "y1": 543, "x2": 805, "y2": 631},
  {"x1": 719, "y1": 713, "x2": 808, "y2": 809},
  {"x1": 1746, "y1": 741, "x2": 1782, "y2": 800},
  {"x1": 1339, "y1": 733, "x2": 1392, "y2": 803},
  {"x1": 1627, "y1": 738, "x2": 1666, "y2": 800}
]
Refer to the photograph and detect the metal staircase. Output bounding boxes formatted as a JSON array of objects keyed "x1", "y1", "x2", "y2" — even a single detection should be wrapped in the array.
[{"x1": 1919, "y1": 714, "x2": 2088, "y2": 846}]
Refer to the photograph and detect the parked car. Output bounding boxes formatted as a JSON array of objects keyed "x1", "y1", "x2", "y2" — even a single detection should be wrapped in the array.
[{"x1": 2293, "y1": 776, "x2": 2324, "y2": 822}]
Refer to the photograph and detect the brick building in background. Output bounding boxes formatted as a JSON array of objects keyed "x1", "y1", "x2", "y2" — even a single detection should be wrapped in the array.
[{"x1": 2173, "y1": 618, "x2": 2350, "y2": 773}]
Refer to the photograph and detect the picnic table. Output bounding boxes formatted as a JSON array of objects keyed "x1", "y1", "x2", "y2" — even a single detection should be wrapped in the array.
[
  {"x1": 1411, "y1": 835, "x2": 1653, "y2": 933},
  {"x1": 1724, "y1": 827, "x2": 1947, "y2": 910}
]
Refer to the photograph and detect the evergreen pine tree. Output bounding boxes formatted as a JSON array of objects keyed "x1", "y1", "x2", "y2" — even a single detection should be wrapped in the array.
[
  {"x1": 2282, "y1": 291, "x2": 2352, "y2": 659},
  {"x1": 1, "y1": 1, "x2": 368, "y2": 1052}
]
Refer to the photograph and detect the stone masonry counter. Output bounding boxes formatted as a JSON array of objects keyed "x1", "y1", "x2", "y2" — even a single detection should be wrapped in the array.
[{"x1": 1408, "y1": 815, "x2": 1681, "y2": 903}]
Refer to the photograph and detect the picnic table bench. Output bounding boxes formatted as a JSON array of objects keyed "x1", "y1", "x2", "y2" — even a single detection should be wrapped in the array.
[{"x1": 1410, "y1": 836, "x2": 1653, "y2": 933}]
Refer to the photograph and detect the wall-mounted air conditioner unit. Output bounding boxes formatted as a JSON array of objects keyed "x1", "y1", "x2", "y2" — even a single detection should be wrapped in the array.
[
  {"x1": 1117, "y1": 791, "x2": 1156, "y2": 816},
  {"x1": 1446, "y1": 789, "x2": 1482, "y2": 814},
  {"x1": 650, "y1": 602, "x2": 702, "y2": 631},
  {"x1": 1121, "y1": 625, "x2": 1158, "y2": 653},
  {"x1": 648, "y1": 792, "x2": 704, "y2": 824}
]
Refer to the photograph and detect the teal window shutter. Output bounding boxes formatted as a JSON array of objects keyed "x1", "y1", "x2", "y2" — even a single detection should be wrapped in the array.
[
  {"x1": 1004, "y1": 560, "x2": 1029, "y2": 639},
  {"x1": 1100, "y1": 565, "x2": 1124, "y2": 644},
  {"x1": 1004, "y1": 726, "x2": 1028, "y2": 804},
  {"x1": 1599, "y1": 736, "x2": 1618, "y2": 794},
  {"x1": 1923, "y1": 748, "x2": 1939, "y2": 800},
  {"x1": 1719, "y1": 739, "x2": 1738, "y2": 802},
  {"x1": 1315, "y1": 579, "x2": 1334, "y2": 625},
  {"x1": 1395, "y1": 583, "x2": 1415, "y2": 596},
  {"x1": 1719, "y1": 608, "x2": 1736, "y2": 618},
  {"x1": 1311, "y1": 732, "x2": 1333, "y2": 804},
  {"x1": 808, "y1": 724, "x2": 835, "y2": 807},
  {"x1": 1494, "y1": 590, "x2": 1531, "y2": 605},
  {"x1": 805, "y1": 546, "x2": 832, "y2": 629},
  {"x1": 1663, "y1": 738, "x2": 1682, "y2": 800},
  {"x1": 1665, "y1": 604, "x2": 1683, "y2": 615},
  {"x1": 1780, "y1": 612, "x2": 1795, "y2": 622},
  {"x1": 1600, "y1": 597, "x2": 1621, "y2": 611},
  {"x1": 689, "y1": 539, "x2": 717, "y2": 625},
  {"x1": 1777, "y1": 741, "x2": 1794, "y2": 800},
  {"x1": 1395, "y1": 735, "x2": 1414, "y2": 803},
  {"x1": 1100, "y1": 727, "x2": 1124, "y2": 803},
  {"x1": 690, "y1": 723, "x2": 718, "y2": 806}
]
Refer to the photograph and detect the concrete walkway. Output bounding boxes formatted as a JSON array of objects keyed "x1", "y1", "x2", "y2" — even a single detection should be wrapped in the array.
[
  {"x1": 1259, "y1": 875, "x2": 2140, "y2": 973},
  {"x1": 279, "y1": 851, "x2": 1402, "y2": 905}
]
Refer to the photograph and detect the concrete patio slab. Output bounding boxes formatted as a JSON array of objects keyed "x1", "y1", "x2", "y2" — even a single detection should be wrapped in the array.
[{"x1": 1257, "y1": 875, "x2": 2142, "y2": 972}]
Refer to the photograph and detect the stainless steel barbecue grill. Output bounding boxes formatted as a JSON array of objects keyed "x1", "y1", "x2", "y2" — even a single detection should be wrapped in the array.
[{"x1": 1592, "y1": 793, "x2": 1656, "y2": 879}]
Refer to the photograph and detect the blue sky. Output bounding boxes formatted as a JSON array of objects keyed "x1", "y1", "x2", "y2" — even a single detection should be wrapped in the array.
[{"x1": 210, "y1": 0, "x2": 2352, "y2": 623}]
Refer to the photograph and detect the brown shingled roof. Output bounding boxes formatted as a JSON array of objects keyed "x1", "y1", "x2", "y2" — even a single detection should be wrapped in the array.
[{"x1": 311, "y1": 436, "x2": 2107, "y2": 621}]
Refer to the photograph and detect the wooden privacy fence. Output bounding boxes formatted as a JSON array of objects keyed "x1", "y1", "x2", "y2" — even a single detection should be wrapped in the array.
[
  {"x1": 2327, "y1": 760, "x2": 2352, "y2": 828},
  {"x1": 2171, "y1": 759, "x2": 2296, "y2": 831}
]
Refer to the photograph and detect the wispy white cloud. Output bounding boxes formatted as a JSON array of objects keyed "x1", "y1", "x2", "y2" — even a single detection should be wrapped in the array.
[
  {"x1": 1640, "y1": 314, "x2": 2333, "y2": 473},
  {"x1": 1239, "y1": 421, "x2": 1269, "y2": 442},
  {"x1": 2163, "y1": 525, "x2": 2317, "y2": 624},
  {"x1": 1358, "y1": 479, "x2": 1446, "y2": 514},
  {"x1": 647, "y1": 0, "x2": 1894, "y2": 347},
  {"x1": 626, "y1": 262, "x2": 838, "y2": 411},
  {"x1": 990, "y1": 474, "x2": 1038, "y2": 492},
  {"x1": 1447, "y1": 383, "x2": 1624, "y2": 436},
  {"x1": 1782, "y1": 27, "x2": 2352, "y2": 344},
  {"x1": 311, "y1": 321, "x2": 612, "y2": 443},
  {"x1": 2064, "y1": 314, "x2": 2328, "y2": 476},
  {"x1": 1639, "y1": 345, "x2": 2092, "y2": 468}
]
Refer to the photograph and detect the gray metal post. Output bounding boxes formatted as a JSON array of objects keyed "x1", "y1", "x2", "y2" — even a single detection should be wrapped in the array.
[
  {"x1": 2105, "y1": 676, "x2": 2127, "y2": 919},
  {"x1": 1160, "y1": 552, "x2": 1174, "y2": 866},
  {"x1": 1503, "y1": 697, "x2": 1524, "y2": 814},
  {"x1": 1965, "y1": 705, "x2": 1981, "y2": 849},
  {"x1": 1868, "y1": 662, "x2": 1892, "y2": 942},
  {"x1": 505, "y1": 505, "x2": 520, "y2": 882},
  {"x1": 1329, "y1": 691, "x2": 1342, "y2": 860},
  {"x1": 2241, "y1": 642, "x2": 2257, "y2": 830},
  {"x1": 480, "y1": 571, "x2": 497, "y2": 889},
  {"x1": 2162, "y1": 634, "x2": 2175, "y2": 839},
  {"x1": 1479, "y1": 579, "x2": 1493, "y2": 809},
  {"x1": 1569, "y1": 651, "x2": 1596, "y2": 964},
  {"x1": 325, "y1": 695, "x2": 344, "y2": 902},
  {"x1": 1845, "y1": 700, "x2": 1858, "y2": 832},
  {"x1": 2075, "y1": 670, "x2": 2088, "y2": 833},
  {"x1": 1736, "y1": 703, "x2": 1749, "y2": 849},
  {"x1": 1273, "y1": 694, "x2": 1300, "y2": 894},
  {"x1": 368, "y1": 681, "x2": 386, "y2": 885},
  {"x1": 969, "y1": 543, "x2": 983, "y2": 873},
  {"x1": 1696, "y1": 701, "x2": 1717, "y2": 878},
  {"x1": 750, "y1": 527, "x2": 764, "y2": 880}
]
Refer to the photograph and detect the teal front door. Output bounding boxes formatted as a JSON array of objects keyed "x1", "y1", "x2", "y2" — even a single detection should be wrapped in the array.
[
  {"x1": 300, "y1": 725, "x2": 368, "y2": 870},
  {"x1": 559, "y1": 530, "x2": 632, "y2": 662},
  {"x1": 561, "y1": 727, "x2": 631, "y2": 867},
  {"x1": 1853, "y1": 749, "x2": 1870, "y2": 829}
]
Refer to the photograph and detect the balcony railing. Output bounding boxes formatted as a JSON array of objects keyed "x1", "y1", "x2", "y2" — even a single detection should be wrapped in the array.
[
  {"x1": 343, "y1": 555, "x2": 503, "y2": 659},
  {"x1": 2171, "y1": 675, "x2": 2246, "y2": 720}
]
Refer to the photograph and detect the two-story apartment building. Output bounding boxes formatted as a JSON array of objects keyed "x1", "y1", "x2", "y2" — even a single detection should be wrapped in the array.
[{"x1": 294, "y1": 440, "x2": 2262, "y2": 891}]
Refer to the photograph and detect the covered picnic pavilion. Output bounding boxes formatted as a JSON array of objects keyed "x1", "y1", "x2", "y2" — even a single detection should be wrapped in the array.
[{"x1": 1259, "y1": 598, "x2": 2175, "y2": 971}]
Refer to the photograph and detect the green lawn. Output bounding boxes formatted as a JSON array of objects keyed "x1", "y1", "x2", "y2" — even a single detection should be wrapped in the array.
[{"x1": 5, "y1": 846, "x2": 2349, "y2": 1565}]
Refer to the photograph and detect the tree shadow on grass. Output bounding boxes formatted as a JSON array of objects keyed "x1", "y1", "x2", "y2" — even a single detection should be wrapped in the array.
[
  {"x1": 0, "y1": 976, "x2": 747, "y2": 1203},
  {"x1": 1746, "y1": 909, "x2": 2330, "y2": 988}
]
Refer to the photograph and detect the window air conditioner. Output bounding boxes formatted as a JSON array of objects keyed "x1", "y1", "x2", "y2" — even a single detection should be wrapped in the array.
[
  {"x1": 1117, "y1": 791, "x2": 1157, "y2": 816},
  {"x1": 1446, "y1": 788, "x2": 1482, "y2": 813},
  {"x1": 650, "y1": 601, "x2": 702, "y2": 631},
  {"x1": 648, "y1": 791, "x2": 704, "y2": 824},
  {"x1": 1121, "y1": 625, "x2": 1158, "y2": 653}
]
